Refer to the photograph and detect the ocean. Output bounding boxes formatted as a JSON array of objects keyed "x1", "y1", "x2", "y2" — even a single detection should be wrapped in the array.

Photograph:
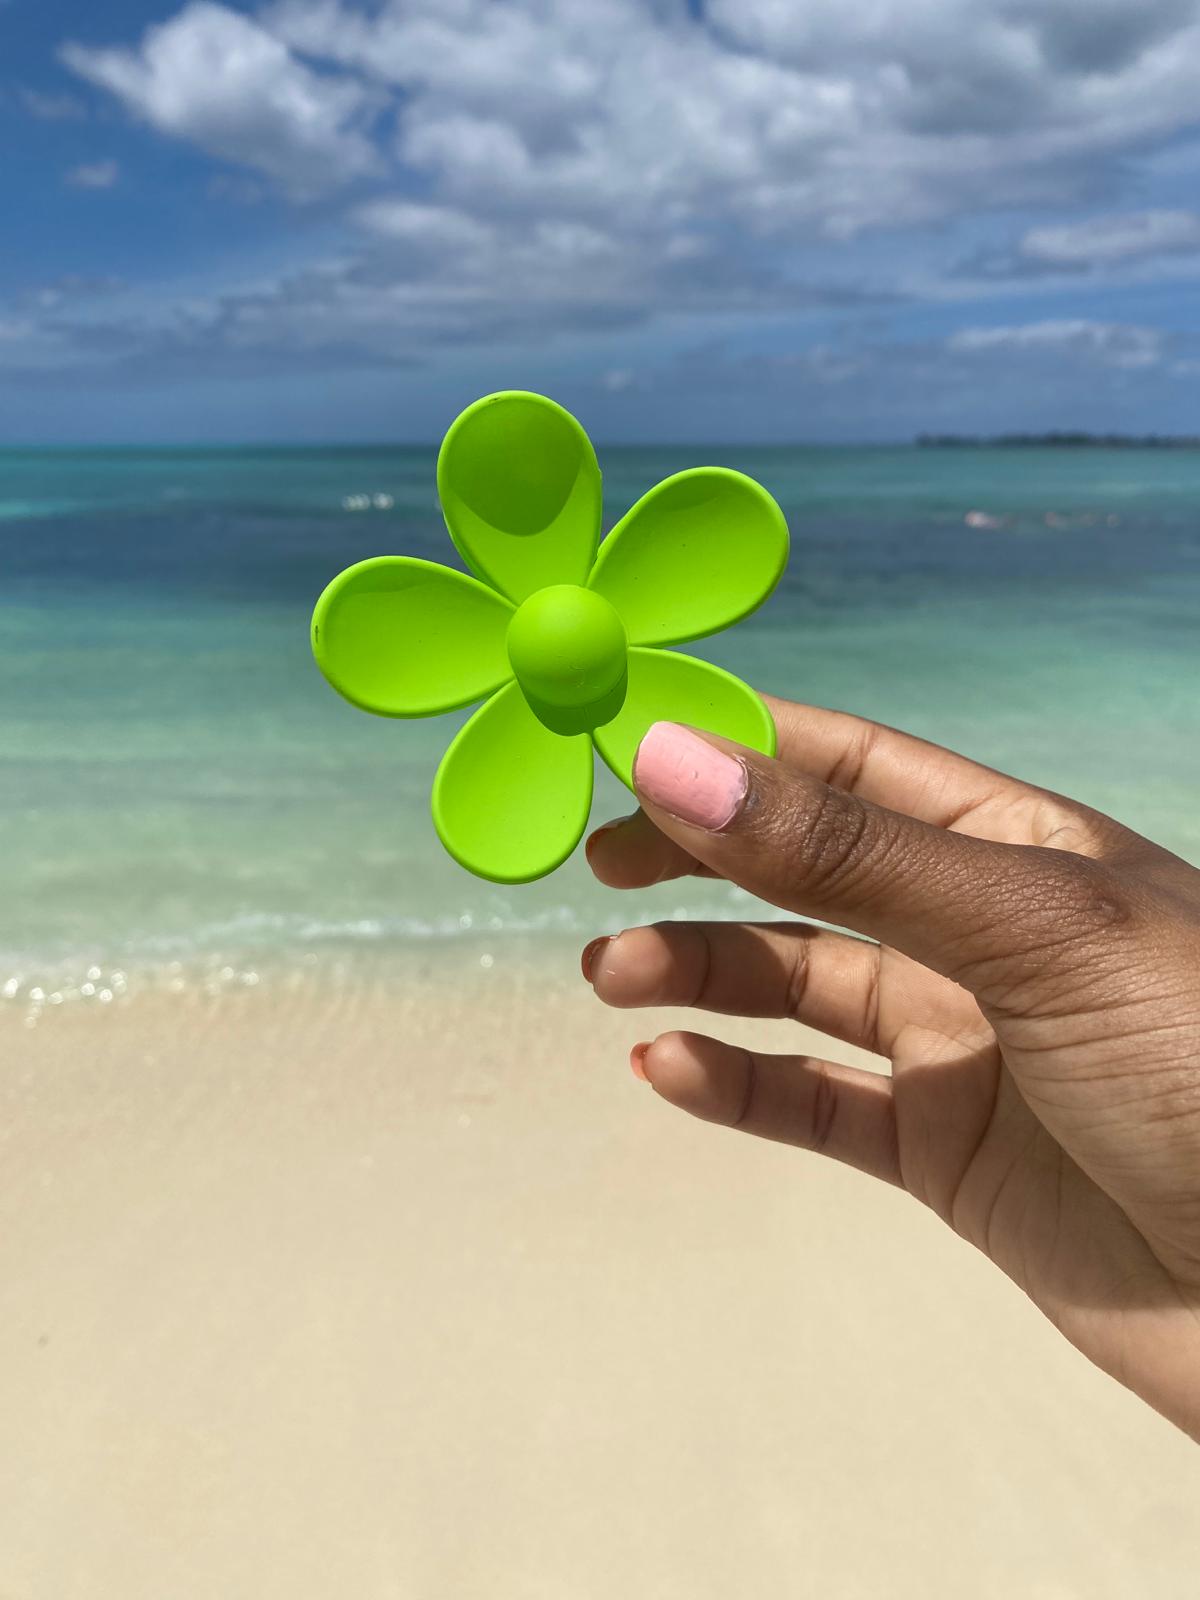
[{"x1": 2, "y1": 443, "x2": 1198, "y2": 1010}]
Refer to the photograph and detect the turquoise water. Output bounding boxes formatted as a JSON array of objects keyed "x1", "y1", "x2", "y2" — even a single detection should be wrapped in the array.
[{"x1": 1, "y1": 444, "x2": 1198, "y2": 1000}]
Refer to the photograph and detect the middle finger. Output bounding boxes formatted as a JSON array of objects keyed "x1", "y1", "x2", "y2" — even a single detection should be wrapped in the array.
[{"x1": 583, "y1": 920, "x2": 895, "y2": 1055}]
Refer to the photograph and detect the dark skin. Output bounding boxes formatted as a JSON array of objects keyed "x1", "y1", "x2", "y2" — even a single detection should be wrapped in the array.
[{"x1": 581, "y1": 696, "x2": 1200, "y2": 1441}]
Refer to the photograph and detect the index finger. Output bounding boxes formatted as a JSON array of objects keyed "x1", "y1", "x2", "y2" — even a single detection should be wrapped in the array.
[
  {"x1": 587, "y1": 699, "x2": 1123, "y2": 891},
  {"x1": 765, "y1": 698, "x2": 1096, "y2": 847},
  {"x1": 624, "y1": 721, "x2": 1132, "y2": 1005}
]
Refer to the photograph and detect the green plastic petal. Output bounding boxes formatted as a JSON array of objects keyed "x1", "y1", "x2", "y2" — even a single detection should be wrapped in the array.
[
  {"x1": 587, "y1": 467, "x2": 788, "y2": 646},
  {"x1": 437, "y1": 391, "x2": 602, "y2": 605},
  {"x1": 432, "y1": 681, "x2": 594, "y2": 882},
  {"x1": 312, "y1": 557, "x2": 514, "y2": 717},
  {"x1": 593, "y1": 647, "x2": 776, "y2": 791}
]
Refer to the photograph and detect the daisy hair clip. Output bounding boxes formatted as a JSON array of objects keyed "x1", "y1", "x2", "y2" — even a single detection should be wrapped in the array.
[{"x1": 311, "y1": 391, "x2": 789, "y2": 882}]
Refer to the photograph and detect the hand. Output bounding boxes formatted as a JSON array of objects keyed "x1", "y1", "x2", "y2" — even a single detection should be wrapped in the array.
[{"x1": 581, "y1": 699, "x2": 1200, "y2": 1440}]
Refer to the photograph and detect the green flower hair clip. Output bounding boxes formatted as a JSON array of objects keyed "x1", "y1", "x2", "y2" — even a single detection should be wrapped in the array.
[{"x1": 311, "y1": 391, "x2": 788, "y2": 883}]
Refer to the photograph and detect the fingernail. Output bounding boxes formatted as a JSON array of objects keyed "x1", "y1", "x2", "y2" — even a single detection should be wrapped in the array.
[
  {"x1": 585, "y1": 817, "x2": 629, "y2": 858},
  {"x1": 580, "y1": 936, "x2": 611, "y2": 983},
  {"x1": 633, "y1": 722, "x2": 748, "y2": 832},
  {"x1": 630, "y1": 1042, "x2": 651, "y2": 1083}
]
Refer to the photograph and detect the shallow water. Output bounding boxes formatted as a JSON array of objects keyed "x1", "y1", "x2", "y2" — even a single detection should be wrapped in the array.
[{"x1": 1, "y1": 443, "x2": 1198, "y2": 1011}]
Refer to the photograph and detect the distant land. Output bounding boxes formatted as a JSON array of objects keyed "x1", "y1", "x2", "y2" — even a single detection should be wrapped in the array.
[{"x1": 916, "y1": 432, "x2": 1200, "y2": 449}]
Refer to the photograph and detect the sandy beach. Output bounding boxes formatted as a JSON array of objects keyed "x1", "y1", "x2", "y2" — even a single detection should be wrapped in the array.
[{"x1": 2, "y1": 953, "x2": 1197, "y2": 1599}]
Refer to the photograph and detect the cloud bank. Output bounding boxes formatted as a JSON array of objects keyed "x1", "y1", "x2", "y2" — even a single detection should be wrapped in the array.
[
  {"x1": 2, "y1": 0, "x2": 1196, "y2": 433},
  {"x1": 62, "y1": 2, "x2": 382, "y2": 196}
]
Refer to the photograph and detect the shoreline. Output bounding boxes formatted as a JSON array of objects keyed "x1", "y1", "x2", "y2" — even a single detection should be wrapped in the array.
[{"x1": 0, "y1": 932, "x2": 614, "y2": 1033}]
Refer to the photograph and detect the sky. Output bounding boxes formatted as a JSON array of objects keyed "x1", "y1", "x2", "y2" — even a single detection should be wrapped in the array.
[{"x1": 2, "y1": 0, "x2": 1200, "y2": 443}]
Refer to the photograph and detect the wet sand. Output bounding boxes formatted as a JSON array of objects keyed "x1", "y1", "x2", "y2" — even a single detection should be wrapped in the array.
[{"x1": 2, "y1": 956, "x2": 1198, "y2": 1597}]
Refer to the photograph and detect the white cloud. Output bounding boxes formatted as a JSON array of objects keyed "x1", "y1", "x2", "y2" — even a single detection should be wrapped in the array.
[
  {"x1": 20, "y1": 87, "x2": 88, "y2": 120},
  {"x1": 253, "y1": 0, "x2": 1200, "y2": 244},
  {"x1": 602, "y1": 368, "x2": 636, "y2": 393},
  {"x1": 267, "y1": 0, "x2": 875, "y2": 232},
  {"x1": 17, "y1": 277, "x2": 126, "y2": 311},
  {"x1": 706, "y1": 0, "x2": 1195, "y2": 79},
  {"x1": 65, "y1": 159, "x2": 119, "y2": 189},
  {"x1": 948, "y1": 319, "x2": 1165, "y2": 367},
  {"x1": 351, "y1": 198, "x2": 493, "y2": 254},
  {"x1": 704, "y1": 0, "x2": 1200, "y2": 223},
  {"x1": 206, "y1": 173, "x2": 268, "y2": 206},
  {"x1": 58, "y1": 0, "x2": 1200, "y2": 262},
  {"x1": 61, "y1": 1, "x2": 382, "y2": 197},
  {"x1": 1019, "y1": 209, "x2": 1200, "y2": 266}
]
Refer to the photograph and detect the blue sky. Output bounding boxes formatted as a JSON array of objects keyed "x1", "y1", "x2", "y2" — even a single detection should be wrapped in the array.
[{"x1": 2, "y1": 0, "x2": 1200, "y2": 443}]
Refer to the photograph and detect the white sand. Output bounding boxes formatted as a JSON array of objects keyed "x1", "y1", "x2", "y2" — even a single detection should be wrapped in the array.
[{"x1": 2, "y1": 957, "x2": 1197, "y2": 1598}]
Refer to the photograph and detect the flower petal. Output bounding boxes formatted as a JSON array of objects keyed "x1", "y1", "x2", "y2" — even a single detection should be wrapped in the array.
[
  {"x1": 593, "y1": 647, "x2": 776, "y2": 791},
  {"x1": 433, "y1": 681, "x2": 594, "y2": 882},
  {"x1": 312, "y1": 557, "x2": 514, "y2": 717},
  {"x1": 438, "y1": 391, "x2": 602, "y2": 604},
  {"x1": 588, "y1": 468, "x2": 788, "y2": 646}
]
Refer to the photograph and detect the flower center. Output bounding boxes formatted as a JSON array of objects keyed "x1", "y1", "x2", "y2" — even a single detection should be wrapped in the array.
[{"x1": 507, "y1": 585, "x2": 628, "y2": 723}]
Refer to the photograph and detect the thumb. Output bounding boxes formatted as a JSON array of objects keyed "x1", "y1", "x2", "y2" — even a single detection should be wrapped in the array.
[{"x1": 630, "y1": 721, "x2": 1131, "y2": 1005}]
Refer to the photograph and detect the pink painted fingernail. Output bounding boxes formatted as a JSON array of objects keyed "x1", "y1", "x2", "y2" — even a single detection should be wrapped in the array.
[
  {"x1": 630, "y1": 1042, "x2": 651, "y2": 1083},
  {"x1": 633, "y1": 722, "x2": 748, "y2": 832}
]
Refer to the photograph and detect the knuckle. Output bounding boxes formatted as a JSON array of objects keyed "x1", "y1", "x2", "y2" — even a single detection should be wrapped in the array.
[
  {"x1": 858, "y1": 958, "x2": 882, "y2": 1053},
  {"x1": 1031, "y1": 795, "x2": 1121, "y2": 857},
  {"x1": 980, "y1": 851, "x2": 1133, "y2": 961},
  {"x1": 771, "y1": 781, "x2": 878, "y2": 903},
  {"x1": 807, "y1": 1060, "x2": 839, "y2": 1155},
  {"x1": 971, "y1": 852, "x2": 1137, "y2": 1012},
  {"x1": 731, "y1": 1046, "x2": 758, "y2": 1130},
  {"x1": 672, "y1": 921, "x2": 713, "y2": 1008},
  {"x1": 825, "y1": 718, "x2": 885, "y2": 795},
  {"x1": 782, "y1": 937, "x2": 814, "y2": 1020},
  {"x1": 1039, "y1": 852, "x2": 1135, "y2": 941}
]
